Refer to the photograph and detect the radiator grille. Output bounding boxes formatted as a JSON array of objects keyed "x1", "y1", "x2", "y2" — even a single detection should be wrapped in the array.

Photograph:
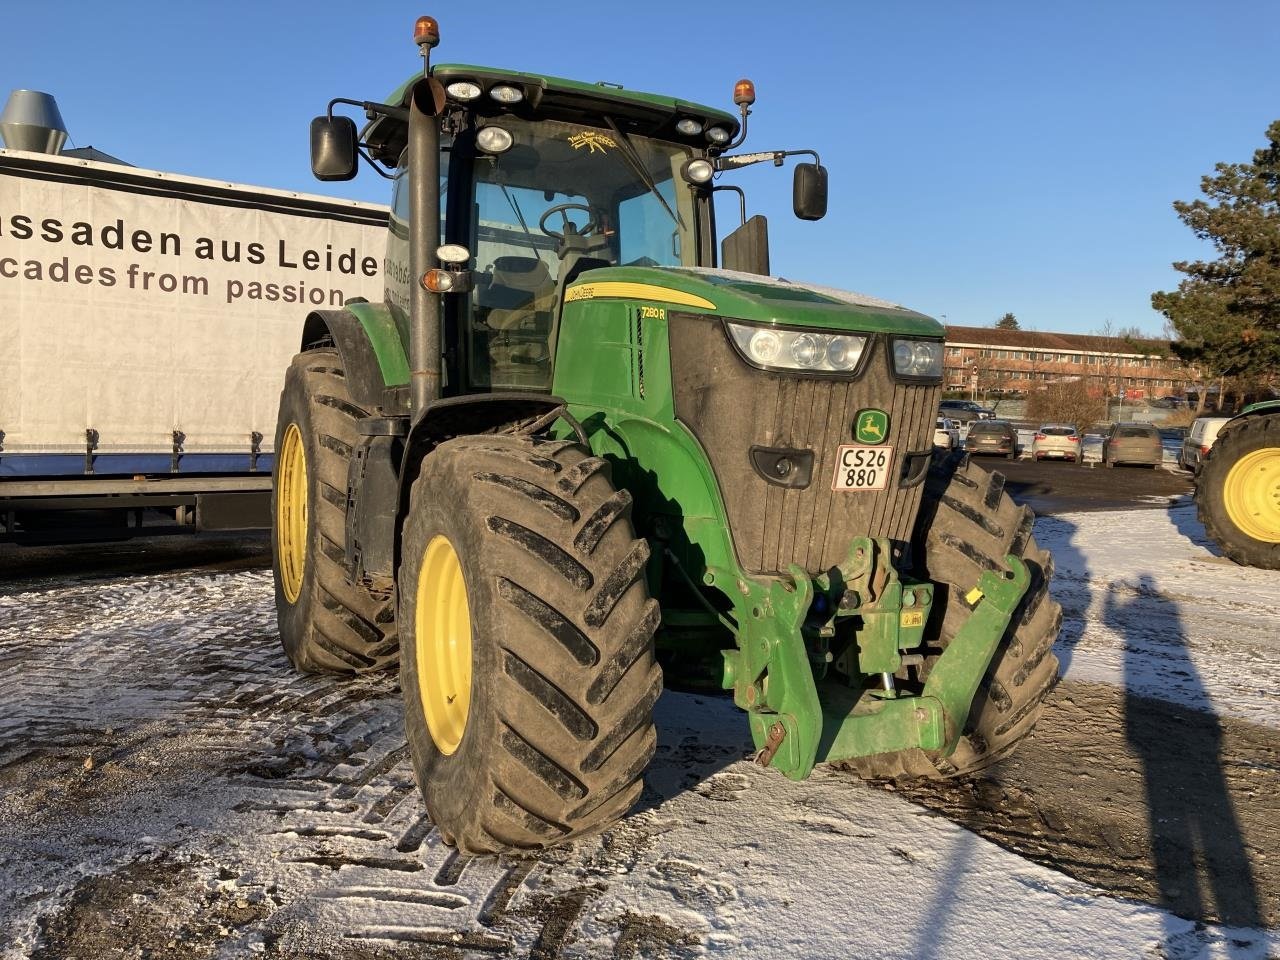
[{"x1": 670, "y1": 315, "x2": 940, "y2": 575}]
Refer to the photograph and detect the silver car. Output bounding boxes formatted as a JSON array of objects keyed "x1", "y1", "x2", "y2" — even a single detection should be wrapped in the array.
[{"x1": 1031, "y1": 424, "x2": 1081, "y2": 462}]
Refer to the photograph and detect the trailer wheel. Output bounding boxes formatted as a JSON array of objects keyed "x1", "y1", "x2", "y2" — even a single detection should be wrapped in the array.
[
  {"x1": 398, "y1": 435, "x2": 661, "y2": 855},
  {"x1": 1195, "y1": 414, "x2": 1280, "y2": 570},
  {"x1": 844, "y1": 452, "x2": 1061, "y2": 779},
  {"x1": 272, "y1": 349, "x2": 397, "y2": 673}
]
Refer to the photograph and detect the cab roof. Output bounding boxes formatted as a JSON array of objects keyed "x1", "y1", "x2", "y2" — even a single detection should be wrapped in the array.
[{"x1": 366, "y1": 63, "x2": 740, "y2": 165}]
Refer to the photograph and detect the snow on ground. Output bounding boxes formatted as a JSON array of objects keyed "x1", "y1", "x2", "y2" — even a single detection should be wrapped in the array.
[
  {"x1": 1039, "y1": 497, "x2": 1279, "y2": 731},
  {"x1": 1, "y1": 502, "x2": 1277, "y2": 958}
]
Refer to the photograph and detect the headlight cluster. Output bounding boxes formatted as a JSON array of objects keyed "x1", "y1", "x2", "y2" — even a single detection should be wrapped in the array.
[
  {"x1": 727, "y1": 321, "x2": 867, "y2": 374},
  {"x1": 892, "y1": 338, "x2": 944, "y2": 379}
]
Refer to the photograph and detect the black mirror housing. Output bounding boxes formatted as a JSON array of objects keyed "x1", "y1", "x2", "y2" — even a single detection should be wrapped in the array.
[
  {"x1": 793, "y1": 162, "x2": 828, "y2": 221},
  {"x1": 721, "y1": 214, "x2": 770, "y2": 276},
  {"x1": 310, "y1": 116, "x2": 359, "y2": 182}
]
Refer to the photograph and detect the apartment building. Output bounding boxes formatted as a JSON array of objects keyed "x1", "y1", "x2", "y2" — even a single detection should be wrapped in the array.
[{"x1": 942, "y1": 325, "x2": 1198, "y2": 399}]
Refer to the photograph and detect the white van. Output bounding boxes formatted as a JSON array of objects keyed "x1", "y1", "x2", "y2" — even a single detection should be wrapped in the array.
[{"x1": 1179, "y1": 417, "x2": 1233, "y2": 471}]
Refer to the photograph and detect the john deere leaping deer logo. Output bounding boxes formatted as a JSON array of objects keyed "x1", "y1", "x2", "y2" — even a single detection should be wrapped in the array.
[{"x1": 855, "y1": 409, "x2": 890, "y2": 444}]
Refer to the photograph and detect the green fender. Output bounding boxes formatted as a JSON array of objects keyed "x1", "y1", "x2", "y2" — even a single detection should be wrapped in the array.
[{"x1": 301, "y1": 301, "x2": 410, "y2": 413}]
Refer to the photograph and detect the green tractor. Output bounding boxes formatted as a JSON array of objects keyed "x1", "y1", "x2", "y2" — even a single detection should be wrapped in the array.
[
  {"x1": 1194, "y1": 400, "x2": 1280, "y2": 569},
  {"x1": 271, "y1": 15, "x2": 1061, "y2": 855}
]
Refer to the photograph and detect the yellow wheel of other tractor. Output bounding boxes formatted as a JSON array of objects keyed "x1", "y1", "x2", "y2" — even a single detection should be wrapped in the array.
[
  {"x1": 1222, "y1": 448, "x2": 1280, "y2": 544},
  {"x1": 415, "y1": 535, "x2": 473, "y2": 755},
  {"x1": 276, "y1": 422, "x2": 308, "y2": 604},
  {"x1": 1196, "y1": 413, "x2": 1280, "y2": 569}
]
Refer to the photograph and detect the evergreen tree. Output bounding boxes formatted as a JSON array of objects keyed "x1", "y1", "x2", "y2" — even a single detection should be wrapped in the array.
[
  {"x1": 1153, "y1": 120, "x2": 1280, "y2": 382},
  {"x1": 995, "y1": 312, "x2": 1020, "y2": 330}
]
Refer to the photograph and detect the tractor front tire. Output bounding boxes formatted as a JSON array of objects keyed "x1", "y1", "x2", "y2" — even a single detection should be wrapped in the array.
[
  {"x1": 398, "y1": 435, "x2": 662, "y2": 855},
  {"x1": 1195, "y1": 415, "x2": 1280, "y2": 570},
  {"x1": 272, "y1": 349, "x2": 398, "y2": 673},
  {"x1": 845, "y1": 452, "x2": 1062, "y2": 779}
]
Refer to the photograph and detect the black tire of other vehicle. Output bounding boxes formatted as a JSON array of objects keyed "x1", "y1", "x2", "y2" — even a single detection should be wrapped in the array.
[
  {"x1": 272, "y1": 349, "x2": 398, "y2": 673},
  {"x1": 398, "y1": 435, "x2": 662, "y2": 855},
  {"x1": 1195, "y1": 415, "x2": 1280, "y2": 570},
  {"x1": 842, "y1": 452, "x2": 1062, "y2": 779}
]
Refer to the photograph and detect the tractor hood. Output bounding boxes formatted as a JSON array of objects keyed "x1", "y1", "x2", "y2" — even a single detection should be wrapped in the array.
[{"x1": 564, "y1": 265, "x2": 942, "y2": 337}]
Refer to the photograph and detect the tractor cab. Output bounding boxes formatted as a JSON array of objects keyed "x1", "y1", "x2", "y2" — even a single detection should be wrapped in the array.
[{"x1": 315, "y1": 56, "x2": 825, "y2": 398}]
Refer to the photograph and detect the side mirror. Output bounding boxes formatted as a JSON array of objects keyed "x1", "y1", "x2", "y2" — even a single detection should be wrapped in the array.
[
  {"x1": 721, "y1": 214, "x2": 770, "y2": 276},
  {"x1": 310, "y1": 116, "x2": 358, "y2": 182},
  {"x1": 793, "y1": 162, "x2": 828, "y2": 221}
]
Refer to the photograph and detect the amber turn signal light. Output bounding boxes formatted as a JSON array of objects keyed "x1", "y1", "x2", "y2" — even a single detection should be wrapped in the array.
[{"x1": 421, "y1": 269, "x2": 454, "y2": 293}]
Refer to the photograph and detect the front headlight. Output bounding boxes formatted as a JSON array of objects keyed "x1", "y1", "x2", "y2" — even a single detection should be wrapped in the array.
[
  {"x1": 727, "y1": 320, "x2": 867, "y2": 374},
  {"x1": 891, "y1": 338, "x2": 944, "y2": 379}
]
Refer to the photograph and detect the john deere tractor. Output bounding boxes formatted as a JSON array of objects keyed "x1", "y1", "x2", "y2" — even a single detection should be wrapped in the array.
[
  {"x1": 271, "y1": 16, "x2": 1061, "y2": 854},
  {"x1": 1194, "y1": 400, "x2": 1280, "y2": 569}
]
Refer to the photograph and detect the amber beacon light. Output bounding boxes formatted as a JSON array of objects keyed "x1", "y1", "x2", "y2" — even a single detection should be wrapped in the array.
[{"x1": 414, "y1": 15, "x2": 440, "y2": 47}]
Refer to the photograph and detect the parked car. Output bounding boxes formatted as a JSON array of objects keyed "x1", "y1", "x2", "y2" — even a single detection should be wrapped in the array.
[
  {"x1": 1031, "y1": 424, "x2": 1080, "y2": 462},
  {"x1": 934, "y1": 417, "x2": 962, "y2": 450},
  {"x1": 1178, "y1": 416, "x2": 1233, "y2": 472},
  {"x1": 965, "y1": 419, "x2": 1018, "y2": 459},
  {"x1": 1103, "y1": 422, "x2": 1163, "y2": 468},
  {"x1": 939, "y1": 399, "x2": 996, "y2": 423}
]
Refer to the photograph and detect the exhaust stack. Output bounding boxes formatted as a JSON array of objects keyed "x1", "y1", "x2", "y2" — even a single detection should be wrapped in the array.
[{"x1": 0, "y1": 89, "x2": 68, "y2": 155}]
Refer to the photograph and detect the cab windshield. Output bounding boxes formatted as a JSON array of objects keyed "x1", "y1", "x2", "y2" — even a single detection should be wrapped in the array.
[{"x1": 462, "y1": 117, "x2": 698, "y2": 390}]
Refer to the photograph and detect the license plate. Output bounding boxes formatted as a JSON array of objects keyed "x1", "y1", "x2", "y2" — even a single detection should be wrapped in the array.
[
  {"x1": 832, "y1": 445, "x2": 893, "y2": 491},
  {"x1": 1047, "y1": 451, "x2": 1063, "y2": 458}
]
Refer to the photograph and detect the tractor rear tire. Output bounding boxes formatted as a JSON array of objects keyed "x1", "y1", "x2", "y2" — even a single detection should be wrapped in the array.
[
  {"x1": 844, "y1": 452, "x2": 1061, "y2": 779},
  {"x1": 272, "y1": 349, "x2": 398, "y2": 673},
  {"x1": 1195, "y1": 415, "x2": 1280, "y2": 569},
  {"x1": 398, "y1": 435, "x2": 662, "y2": 855}
]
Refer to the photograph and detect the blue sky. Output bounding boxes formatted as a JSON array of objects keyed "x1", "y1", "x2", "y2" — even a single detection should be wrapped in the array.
[{"x1": 4, "y1": 1, "x2": 1278, "y2": 335}]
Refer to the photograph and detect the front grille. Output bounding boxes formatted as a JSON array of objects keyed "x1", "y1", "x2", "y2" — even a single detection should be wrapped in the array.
[{"x1": 670, "y1": 314, "x2": 939, "y2": 575}]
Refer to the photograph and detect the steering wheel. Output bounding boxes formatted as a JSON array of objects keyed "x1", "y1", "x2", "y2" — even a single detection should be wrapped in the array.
[{"x1": 538, "y1": 202, "x2": 598, "y2": 241}]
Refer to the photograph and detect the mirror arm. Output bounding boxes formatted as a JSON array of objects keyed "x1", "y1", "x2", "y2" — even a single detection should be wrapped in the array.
[
  {"x1": 711, "y1": 185, "x2": 748, "y2": 227},
  {"x1": 355, "y1": 145, "x2": 397, "y2": 179},
  {"x1": 715, "y1": 147, "x2": 822, "y2": 172},
  {"x1": 326, "y1": 97, "x2": 411, "y2": 124}
]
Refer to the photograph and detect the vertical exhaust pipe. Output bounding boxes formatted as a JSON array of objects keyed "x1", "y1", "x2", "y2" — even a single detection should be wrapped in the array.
[{"x1": 408, "y1": 17, "x2": 444, "y2": 417}]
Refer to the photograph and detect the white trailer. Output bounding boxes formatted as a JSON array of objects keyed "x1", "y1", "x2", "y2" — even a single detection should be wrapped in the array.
[{"x1": 0, "y1": 148, "x2": 387, "y2": 540}]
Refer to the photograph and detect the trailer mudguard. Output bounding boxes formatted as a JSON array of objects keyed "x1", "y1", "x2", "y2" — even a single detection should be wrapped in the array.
[{"x1": 301, "y1": 303, "x2": 410, "y2": 414}]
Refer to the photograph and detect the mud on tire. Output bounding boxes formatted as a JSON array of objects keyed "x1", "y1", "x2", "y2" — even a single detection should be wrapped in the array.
[
  {"x1": 846, "y1": 451, "x2": 1062, "y2": 779},
  {"x1": 398, "y1": 434, "x2": 662, "y2": 855},
  {"x1": 272, "y1": 349, "x2": 398, "y2": 673}
]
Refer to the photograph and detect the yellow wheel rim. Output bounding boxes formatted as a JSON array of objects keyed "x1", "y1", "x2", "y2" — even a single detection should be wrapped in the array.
[
  {"x1": 1223, "y1": 448, "x2": 1280, "y2": 544},
  {"x1": 415, "y1": 535, "x2": 473, "y2": 755},
  {"x1": 276, "y1": 422, "x2": 308, "y2": 603}
]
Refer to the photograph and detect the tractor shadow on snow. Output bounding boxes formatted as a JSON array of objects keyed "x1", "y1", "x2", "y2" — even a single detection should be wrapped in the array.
[{"x1": 1166, "y1": 494, "x2": 1226, "y2": 559}]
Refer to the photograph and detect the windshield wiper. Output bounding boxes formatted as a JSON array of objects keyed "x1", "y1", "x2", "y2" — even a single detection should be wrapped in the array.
[
  {"x1": 603, "y1": 116, "x2": 684, "y2": 230},
  {"x1": 499, "y1": 183, "x2": 544, "y2": 260}
]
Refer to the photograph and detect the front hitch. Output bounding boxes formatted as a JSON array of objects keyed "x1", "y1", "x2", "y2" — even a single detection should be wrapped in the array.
[{"x1": 721, "y1": 543, "x2": 1031, "y2": 779}]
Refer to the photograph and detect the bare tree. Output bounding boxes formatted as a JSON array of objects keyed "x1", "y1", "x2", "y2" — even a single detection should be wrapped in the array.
[{"x1": 1025, "y1": 379, "x2": 1107, "y2": 436}]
